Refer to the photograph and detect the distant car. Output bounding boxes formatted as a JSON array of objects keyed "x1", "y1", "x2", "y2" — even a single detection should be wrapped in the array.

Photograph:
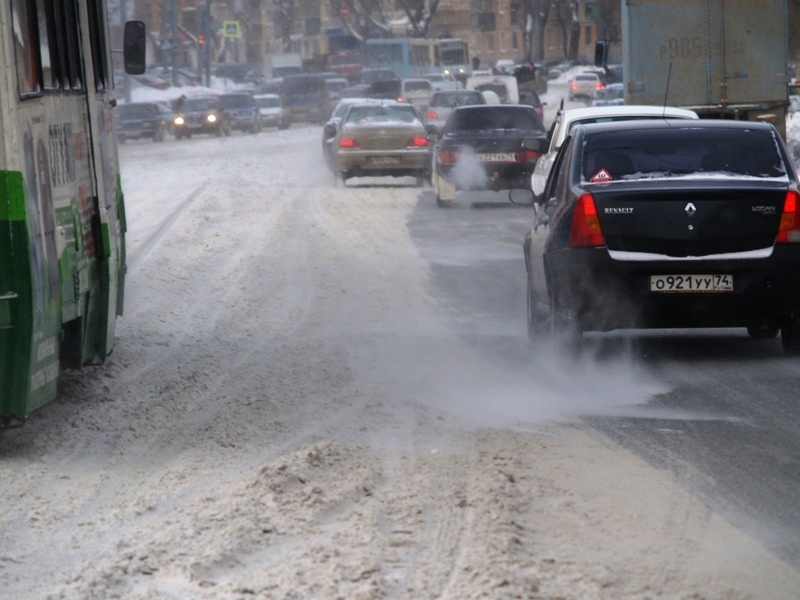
[
  {"x1": 513, "y1": 119, "x2": 800, "y2": 353},
  {"x1": 465, "y1": 74, "x2": 519, "y2": 104},
  {"x1": 282, "y1": 74, "x2": 333, "y2": 125},
  {"x1": 254, "y1": 93, "x2": 288, "y2": 129},
  {"x1": 422, "y1": 72, "x2": 460, "y2": 91},
  {"x1": 326, "y1": 77, "x2": 350, "y2": 101},
  {"x1": 360, "y1": 68, "x2": 398, "y2": 85},
  {"x1": 569, "y1": 72, "x2": 603, "y2": 101},
  {"x1": 172, "y1": 95, "x2": 232, "y2": 139},
  {"x1": 518, "y1": 88, "x2": 546, "y2": 121},
  {"x1": 367, "y1": 79, "x2": 401, "y2": 100},
  {"x1": 331, "y1": 101, "x2": 432, "y2": 187},
  {"x1": 219, "y1": 92, "x2": 262, "y2": 133},
  {"x1": 432, "y1": 104, "x2": 547, "y2": 206},
  {"x1": 399, "y1": 78, "x2": 434, "y2": 109},
  {"x1": 530, "y1": 105, "x2": 699, "y2": 198},
  {"x1": 424, "y1": 90, "x2": 486, "y2": 134},
  {"x1": 589, "y1": 82, "x2": 624, "y2": 107},
  {"x1": 115, "y1": 102, "x2": 170, "y2": 143}
]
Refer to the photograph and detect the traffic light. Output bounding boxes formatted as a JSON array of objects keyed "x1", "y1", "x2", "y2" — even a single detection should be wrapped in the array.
[{"x1": 198, "y1": 33, "x2": 205, "y2": 46}]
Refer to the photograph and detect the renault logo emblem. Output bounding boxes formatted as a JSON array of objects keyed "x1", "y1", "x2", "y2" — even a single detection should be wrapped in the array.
[{"x1": 685, "y1": 202, "x2": 697, "y2": 217}]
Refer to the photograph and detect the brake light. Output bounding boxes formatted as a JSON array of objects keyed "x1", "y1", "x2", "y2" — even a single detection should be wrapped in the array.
[
  {"x1": 439, "y1": 150, "x2": 458, "y2": 165},
  {"x1": 571, "y1": 81, "x2": 578, "y2": 90},
  {"x1": 426, "y1": 109, "x2": 438, "y2": 119},
  {"x1": 569, "y1": 193, "x2": 605, "y2": 247},
  {"x1": 516, "y1": 149, "x2": 541, "y2": 163},
  {"x1": 338, "y1": 136, "x2": 359, "y2": 149},
  {"x1": 407, "y1": 136, "x2": 428, "y2": 148},
  {"x1": 777, "y1": 190, "x2": 800, "y2": 243},
  {"x1": 595, "y1": 81, "x2": 604, "y2": 90}
]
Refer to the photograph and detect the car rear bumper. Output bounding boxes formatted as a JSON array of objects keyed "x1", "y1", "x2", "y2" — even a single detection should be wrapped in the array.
[
  {"x1": 545, "y1": 246, "x2": 800, "y2": 331},
  {"x1": 336, "y1": 149, "x2": 432, "y2": 177},
  {"x1": 437, "y1": 162, "x2": 535, "y2": 190}
]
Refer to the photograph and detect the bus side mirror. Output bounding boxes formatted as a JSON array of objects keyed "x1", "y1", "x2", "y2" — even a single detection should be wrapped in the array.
[
  {"x1": 123, "y1": 21, "x2": 146, "y2": 75},
  {"x1": 594, "y1": 40, "x2": 608, "y2": 69}
]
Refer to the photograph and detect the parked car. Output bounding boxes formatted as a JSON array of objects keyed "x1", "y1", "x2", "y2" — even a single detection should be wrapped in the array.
[
  {"x1": 172, "y1": 95, "x2": 232, "y2": 139},
  {"x1": 512, "y1": 119, "x2": 800, "y2": 352},
  {"x1": 424, "y1": 90, "x2": 486, "y2": 134},
  {"x1": 432, "y1": 104, "x2": 547, "y2": 206},
  {"x1": 331, "y1": 101, "x2": 431, "y2": 187},
  {"x1": 531, "y1": 105, "x2": 699, "y2": 198},
  {"x1": 115, "y1": 102, "x2": 171, "y2": 143},
  {"x1": 254, "y1": 93, "x2": 289, "y2": 129},
  {"x1": 569, "y1": 72, "x2": 603, "y2": 101},
  {"x1": 219, "y1": 92, "x2": 262, "y2": 133}
]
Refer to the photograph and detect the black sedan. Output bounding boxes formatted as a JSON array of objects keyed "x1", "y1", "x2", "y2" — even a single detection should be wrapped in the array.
[
  {"x1": 432, "y1": 105, "x2": 547, "y2": 206},
  {"x1": 514, "y1": 119, "x2": 800, "y2": 354}
]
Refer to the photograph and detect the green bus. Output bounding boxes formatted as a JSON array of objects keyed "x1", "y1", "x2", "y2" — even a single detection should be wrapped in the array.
[{"x1": 0, "y1": 1, "x2": 144, "y2": 426}]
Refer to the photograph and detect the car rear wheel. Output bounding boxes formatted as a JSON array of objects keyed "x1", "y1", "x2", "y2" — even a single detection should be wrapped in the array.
[
  {"x1": 435, "y1": 174, "x2": 455, "y2": 207},
  {"x1": 548, "y1": 291, "x2": 582, "y2": 350},
  {"x1": 781, "y1": 317, "x2": 800, "y2": 355},
  {"x1": 526, "y1": 271, "x2": 547, "y2": 341}
]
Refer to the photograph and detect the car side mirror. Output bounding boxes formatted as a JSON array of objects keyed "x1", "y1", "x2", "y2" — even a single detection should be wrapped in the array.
[
  {"x1": 323, "y1": 123, "x2": 338, "y2": 137},
  {"x1": 522, "y1": 137, "x2": 546, "y2": 154},
  {"x1": 508, "y1": 188, "x2": 536, "y2": 206},
  {"x1": 123, "y1": 21, "x2": 146, "y2": 75},
  {"x1": 425, "y1": 124, "x2": 439, "y2": 140}
]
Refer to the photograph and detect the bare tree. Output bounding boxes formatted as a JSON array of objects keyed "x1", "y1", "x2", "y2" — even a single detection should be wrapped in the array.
[
  {"x1": 396, "y1": 0, "x2": 442, "y2": 38},
  {"x1": 329, "y1": 0, "x2": 392, "y2": 42},
  {"x1": 521, "y1": 0, "x2": 551, "y2": 63}
]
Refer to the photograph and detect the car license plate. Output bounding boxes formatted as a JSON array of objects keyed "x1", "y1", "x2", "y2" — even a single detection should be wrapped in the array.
[
  {"x1": 368, "y1": 156, "x2": 401, "y2": 165},
  {"x1": 650, "y1": 274, "x2": 733, "y2": 293},
  {"x1": 478, "y1": 152, "x2": 515, "y2": 162}
]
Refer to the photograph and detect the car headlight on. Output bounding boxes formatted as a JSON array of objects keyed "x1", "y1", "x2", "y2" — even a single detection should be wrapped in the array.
[
  {"x1": 207, "y1": 114, "x2": 217, "y2": 123},
  {"x1": 174, "y1": 116, "x2": 185, "y2": 125}
]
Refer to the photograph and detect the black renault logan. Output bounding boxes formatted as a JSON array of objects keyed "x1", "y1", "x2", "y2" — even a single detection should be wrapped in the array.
[{"x1": 514, "y1": 119, "x2": 800, "y2": 354}]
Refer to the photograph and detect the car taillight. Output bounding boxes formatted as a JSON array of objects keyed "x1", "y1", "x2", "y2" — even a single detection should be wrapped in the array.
[
  {"x1": 439, "y1": 150, "x2": 458, "y2": 165},
  {"x1": 595, "y1": 81, "x2": 604, "y2": 90},
  {"x1": 777, "y1": 190, "x2": 800, "y2": 243},
  {"x1": 571, "y1": 81, "x2": 578, "y2": 90},
  {"x1": 407, "y1": 136, "x2": 428, "y2": 148},
  {"x1": 339, "y1": 136, "x2": 359, "y2": 149},
  {"x1": 426, "y1": 109, "x2": 438, "y2": 119},
  {"x1": 569, "y1": 193, "x2": 605, "y2": 247},
  {"x1": 516, "y1": 149, "x2": 541, "y2": 163}
]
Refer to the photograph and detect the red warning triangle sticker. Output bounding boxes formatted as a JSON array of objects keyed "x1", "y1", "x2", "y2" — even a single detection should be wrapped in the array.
[{"x1": 591, "y1": 168, "x2": 612, "y2": 183}]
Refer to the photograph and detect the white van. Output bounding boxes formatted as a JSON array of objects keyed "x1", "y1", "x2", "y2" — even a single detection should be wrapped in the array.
[{"x1": 465, "y1": 74, "x2": 519, "y2": 104}]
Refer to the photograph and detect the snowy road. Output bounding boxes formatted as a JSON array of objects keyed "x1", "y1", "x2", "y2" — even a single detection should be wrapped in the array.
[{"x1": 1, "y1": 124, "x2": 799, "y2": 599}]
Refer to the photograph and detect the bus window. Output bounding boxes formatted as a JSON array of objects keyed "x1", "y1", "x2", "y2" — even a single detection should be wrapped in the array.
[
  {"x1": 11, "y1": 0, "x2": 42, "y2": 95},
  {"x1": 87, "y1": 0, "x2": 111, "y2": 91},
  {"x1": 52, "y1": 0, "x2": 83, "y2": 90}
]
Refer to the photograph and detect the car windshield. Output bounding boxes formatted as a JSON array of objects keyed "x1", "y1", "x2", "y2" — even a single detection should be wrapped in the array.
[
  {"x1": 184, "y1": 98, "x2": 219, "y2": 111},
  {"x1": 345, "y1": 105, "x2": 420, "y2": 125},
  {"x1": 431, "y1": 92, "x2": 483, "y2": 108},
  {"x1": 221, "y1": 95, "x2": 252, "y2": 108},
  {"x1": 255, "y1": 96, "x2": 280, "y2": 108},
  {"x1": 118, "y1": 104, "x2": 155, "y2": 118},
  {"x1": 582, "y1": 128, "x2": 787, "y2": 181},
  {"x1": 445, "y1": 107, "x2": 542, "y2": 132}
]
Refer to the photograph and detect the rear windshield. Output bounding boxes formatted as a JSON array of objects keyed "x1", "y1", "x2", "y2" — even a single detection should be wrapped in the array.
[
  {"x1": 255, "y1": 96, "x2": 281, "y2": 108},
  {"x1": 345, "y1": 104, "x2": 420, "y2": 125},
  {"x1": 283, "y1": 77, "x2": 324, "y2": 94},
  {"x1": 404, "y1": 81, "x2": 431, "y2": 92},
  {"x1": 430, "y1": 92, "x2": 484, "y2": 107},
  {"x1": 444, "y1": 107, "x2": 543, "y2": 133},
  {"x1": 221, "y1": 95, "x2": 253, "y2": 108},
  {"x1": 582, "y1": 128, "x2": 788, "y2": 182}
]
